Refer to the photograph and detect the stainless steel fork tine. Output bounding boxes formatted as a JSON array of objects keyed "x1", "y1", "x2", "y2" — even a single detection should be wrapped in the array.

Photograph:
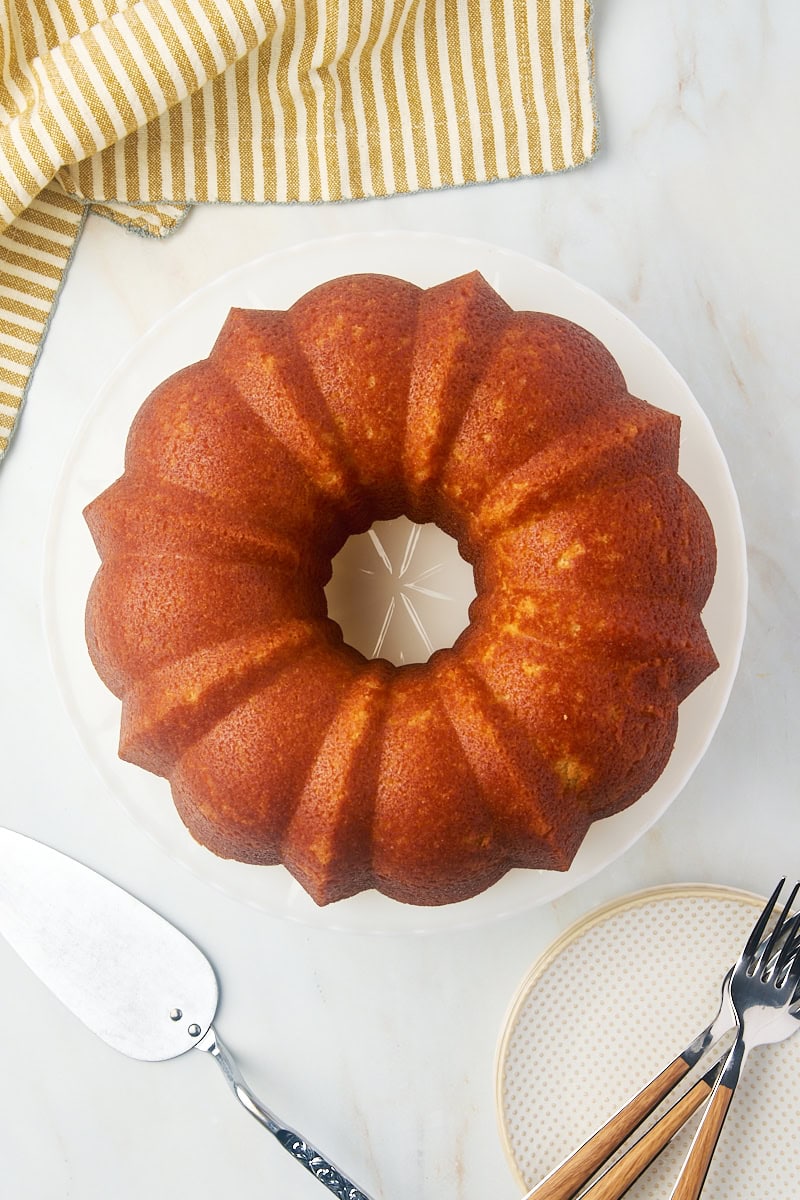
[
  {"x1": 772, "y1": 954, "x2": 800, "y2": 1011},
  {"x1": 784, "y1": 950, "x2": 800, "y2": 992},
  {"x1": 745, "y1": 877, "x2": 786, "y2": 963},
  {"x1": 762, "y1": 881, "x2": 800, "y2": 968},
  {"x1": 773, "y1": 911, "x2": 800, "y2": 978}
]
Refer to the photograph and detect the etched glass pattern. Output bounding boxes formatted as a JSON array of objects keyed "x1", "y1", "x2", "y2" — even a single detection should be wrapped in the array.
[{"x1": 326, "y1": 516, "x2": 476, "y2": 665}]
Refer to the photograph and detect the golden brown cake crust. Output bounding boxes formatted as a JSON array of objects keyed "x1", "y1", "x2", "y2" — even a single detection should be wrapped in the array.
[{"x1": 83, "y1": 271, "x2": 718, "y2": 907}]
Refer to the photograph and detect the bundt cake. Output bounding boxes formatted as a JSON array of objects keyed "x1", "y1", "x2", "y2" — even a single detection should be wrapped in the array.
[{"x1": 83, "y1": 270, "x2": 718, "y2": 907}]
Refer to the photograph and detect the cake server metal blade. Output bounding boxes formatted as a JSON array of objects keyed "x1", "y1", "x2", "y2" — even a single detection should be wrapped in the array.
[
  {"x1": 0, "y1": 827, "x2": 376, "y2": 1199},
  {"x1": 0, "y1": 826, "x2": 217, "y2": 1060}
]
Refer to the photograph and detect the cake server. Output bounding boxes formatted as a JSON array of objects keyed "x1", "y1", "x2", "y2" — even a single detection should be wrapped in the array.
[{"x1": 0, "y1": 826, "x2": 375, "y2": 1200}]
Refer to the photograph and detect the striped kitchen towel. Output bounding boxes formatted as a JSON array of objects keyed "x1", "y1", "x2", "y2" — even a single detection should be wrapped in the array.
[{"x1": 0, "y1": 0, "x2": 598, "y2": 460}]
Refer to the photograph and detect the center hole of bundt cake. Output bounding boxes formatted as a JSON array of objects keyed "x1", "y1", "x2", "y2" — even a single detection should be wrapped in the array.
[{"x1": 325, "y1": 516, "x2": 476, "y2": 666}]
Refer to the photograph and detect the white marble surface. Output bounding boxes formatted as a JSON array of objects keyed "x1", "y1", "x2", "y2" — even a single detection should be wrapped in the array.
[{"x1": 1, "y1": 2, "x2": 799, "y2": 1196}]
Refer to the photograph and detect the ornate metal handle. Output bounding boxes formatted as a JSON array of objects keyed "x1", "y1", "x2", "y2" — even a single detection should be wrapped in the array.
[{"x1": 195, "y1": 1025, "x2": 376, "y2": 1200}]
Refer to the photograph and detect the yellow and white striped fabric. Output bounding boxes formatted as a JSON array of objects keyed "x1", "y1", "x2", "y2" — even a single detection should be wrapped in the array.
[{"x1": 0, "y1": 0, "x2": 597, "y2": 460}]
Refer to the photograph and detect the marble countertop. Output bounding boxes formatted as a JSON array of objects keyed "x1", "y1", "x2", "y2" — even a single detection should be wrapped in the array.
[{"x1": 1, "y1": 3, "x2": 798, "y2": 1197}]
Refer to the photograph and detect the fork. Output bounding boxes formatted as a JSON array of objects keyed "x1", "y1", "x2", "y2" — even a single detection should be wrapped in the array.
[
  {"x1": 524, "y1": 885, "x2": 799, "y2": 1200},
  {"x1": 577, "y1": 1056, "x2": 725, "y2": 1200},
  {"x1": 668, "y1": 878, "x2": 800, "y2": 1200},
  {"x1": 523, "y1": 973, "x2": 737, "y2": 1200}
]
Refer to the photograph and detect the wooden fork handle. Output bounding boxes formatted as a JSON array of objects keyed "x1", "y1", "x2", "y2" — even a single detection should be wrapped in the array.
[
  {"x1": 668, "y1": 1084, "x2": 735, "y2": 1200},
  {"x1": 579, "y1": 1073, "x2": 717, "y2": 1200},
  {"x1": 524, "y1": 1055, "x2": 691, "y2": 1200}
]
